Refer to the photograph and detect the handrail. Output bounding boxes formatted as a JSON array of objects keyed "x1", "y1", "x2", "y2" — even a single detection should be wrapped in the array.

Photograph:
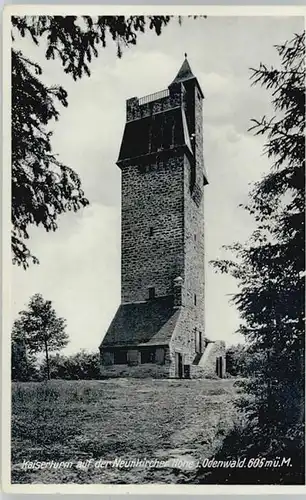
[{"x1": 138, "y1": 88, "x2": 170, "y2": 106}]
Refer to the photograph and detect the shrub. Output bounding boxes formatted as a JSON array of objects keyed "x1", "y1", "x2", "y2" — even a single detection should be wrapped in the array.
[{"x1": 39, "y1": 350, "x2": 101, "y2": 380}]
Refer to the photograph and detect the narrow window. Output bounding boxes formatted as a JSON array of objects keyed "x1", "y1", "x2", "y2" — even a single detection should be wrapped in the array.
[
  {"x1": 149, "y1": 227, "x2": 154, "y2": 237},
  {"x1": 194, "y1": 294, "x2": 197, "y2": 306},
  {"x1": 148, "y1": 287, "x2": 155, "y2": 300},
  {"x1": 194, "y1": 234, "x2": 197, "y2": 242}
]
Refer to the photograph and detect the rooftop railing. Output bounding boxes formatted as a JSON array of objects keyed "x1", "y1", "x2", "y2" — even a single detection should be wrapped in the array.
[{"x1": 138, "y1": 88, "x2": 170, "y2": 106}]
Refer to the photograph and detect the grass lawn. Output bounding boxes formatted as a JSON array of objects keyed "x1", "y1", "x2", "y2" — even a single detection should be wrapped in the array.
[{"x1": 11, "y1": 378, "x2": 239, "y2": 484}]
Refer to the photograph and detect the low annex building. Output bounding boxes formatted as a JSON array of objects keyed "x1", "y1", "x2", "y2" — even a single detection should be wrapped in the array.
[{"x1": 99, "y1": 57, "x2": 225, "y2": 378}]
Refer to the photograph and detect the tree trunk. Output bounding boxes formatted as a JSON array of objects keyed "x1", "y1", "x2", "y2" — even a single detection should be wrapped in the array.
[
  {"x1": 44, "y1": 338, "x2": 50, "y2": 381},
  {"x1": 23, "y1": 336, "x2": 29, "y2": 381}
]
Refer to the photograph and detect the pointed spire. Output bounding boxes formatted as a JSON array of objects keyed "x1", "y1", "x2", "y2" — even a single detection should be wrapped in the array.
[
  {"x1": 169, "y1": 56, "x2": 204, "y2": 98},
  {"x1": 171, "y1": 56, "x2": 195, "y2": 86}
]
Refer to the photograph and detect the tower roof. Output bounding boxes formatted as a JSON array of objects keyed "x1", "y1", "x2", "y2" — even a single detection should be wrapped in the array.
[
  {"x1": 171, "y1": 57, "x2": 195, "y2": 84},
  {"x1": 100, "y1": 296, "x2": 180, "y2": 348},
  {"x1": 170, "y1": 56, "x2": 204, "y2": 98}
]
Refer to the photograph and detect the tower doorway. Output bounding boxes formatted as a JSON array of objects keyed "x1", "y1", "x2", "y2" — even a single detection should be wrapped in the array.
[
  {"x1": 216, "y1": 356, "x2": 224, "y2": 378},
  {"x1": 175, "y1": 352, "x2": 183, "y2": 378}
]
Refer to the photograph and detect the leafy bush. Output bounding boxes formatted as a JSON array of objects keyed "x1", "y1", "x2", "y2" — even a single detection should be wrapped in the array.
[
  {"x1": 39, "y1": 350, "x2": 101, "y2": 380},
  {"x1": 226, "y1": 343, "x2": 265, "y2": 377}
]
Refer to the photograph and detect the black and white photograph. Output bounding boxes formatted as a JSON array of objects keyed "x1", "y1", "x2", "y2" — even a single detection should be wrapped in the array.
[{"x1": 2, "y1": 5, "x2": 305, "y2": 491}]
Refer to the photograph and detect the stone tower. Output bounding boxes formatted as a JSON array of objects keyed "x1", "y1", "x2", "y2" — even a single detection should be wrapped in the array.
[{"x1": 99, "y1": 57, "x2": 225, "y2": 378}]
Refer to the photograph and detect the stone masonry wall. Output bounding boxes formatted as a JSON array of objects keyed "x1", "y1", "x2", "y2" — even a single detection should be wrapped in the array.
[
  {"x1": 169, "y1": 84, "x2": 206, "y2": 375},
  {"x1": 100, "y1": 347, "x2": 172, "y2": 378},
  {"x1": 183, "y1": 85, "x2": 205, "y2": 334},
  {"x1": 121, "y1": 157, "x2": 185, "y2": 303},
  {"x1": 100, "y1": 363, "x2": 171, "y2": 379},
  {"x1": 194, "y1": 86, "x2": 205, "y2": 187}
]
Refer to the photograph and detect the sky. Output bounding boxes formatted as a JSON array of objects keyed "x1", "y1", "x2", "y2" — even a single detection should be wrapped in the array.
[{"x1": 11, "y1": 15, "x2": 304, "y2": 354}]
